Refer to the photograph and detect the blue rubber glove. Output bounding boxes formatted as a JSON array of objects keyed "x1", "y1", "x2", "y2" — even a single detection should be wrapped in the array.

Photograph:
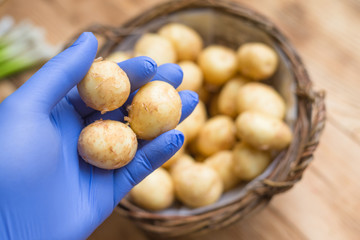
[{"x1": 0, "y1": 32, "x2": 198, "y2": 240}]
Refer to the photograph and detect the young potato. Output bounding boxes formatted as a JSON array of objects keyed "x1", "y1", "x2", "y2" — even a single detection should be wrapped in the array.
[
  {"x1": 134, "y1": 33, "x2": 176, "y2": 65},
  {"x1": 158, "y1": 23, "x2": 203, "y2": 61},
  {"x1": 236, "y1": 82, "x2": 286, "y2": 119},
  {"x1": 173, "y1": 163, "x2": 223, "y2": 208},
  {"x1": 169, "y1": 154, "x2": 195, "y2": 176},
  {"x1": 196, "y1": 115, "x2": 236, "y2": 156},
  {"x1": 198, "y1": 45, "x2": 237, "y2": 86},
  {"x1": 218, "y1": 76, "x2": 249, "y2": 118},
  {"x1": 0, "y1": 80, "x2": 17, "y2": 103},
  {"x1": 235, "y1": 111, "x2": 293, "y2": 150},
  {"x1": 127, "y1": 81, "x2": 182, "y2": 140},
  {"x1": 78, "y1": 120, "x2": 137, "y2": 170},
  {"x1": 176, "y1": 100, "x2": 207, "y2": 142},
  {"x1": 204, "y1": 150, "x2": 240, "y2": 191},
  {"x1": 77, "y1": 59, "x2": 130, "y2": 114},
  {"x1": 177, "y1": 61, "x2": 203, "y2": 92},
  {"x1": 237, "y1": 42, "x2": 278, "y2": 80},
  {"x1": 233, "y1": 142, "x2": 271, "y2": 181},
  {"x1": 130, "y1": 168, "x2": 174, "y2": 211},
  {"x1": 106, "y1": 51, "x2": 132, "y2": 63},
  {"x1": 162, "y1": 143, "x2": 185, "y2": 169}
]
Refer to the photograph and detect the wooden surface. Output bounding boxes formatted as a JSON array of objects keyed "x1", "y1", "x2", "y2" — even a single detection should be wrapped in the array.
[{"x1": 2, "y1": 0, "x2": 360, "y2": 239}]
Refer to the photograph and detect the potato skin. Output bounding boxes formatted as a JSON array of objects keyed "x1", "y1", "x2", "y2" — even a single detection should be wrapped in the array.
[
  {"x1": 77, "y1": 60, "x2": 130, "y2": 114},
  {"x1": 204, "y1": 150, "x2": 240, "y2": 191},
  {"x1": 218, "y1": 77, "x2": 249, "y2": 118},
  {"x1": 236, "y1": 82, "x2": 286, "y2": 119},
  {"x1": 158, "y1": 23, "x2": 203, "y2": 61},
  {"x1": 233, "y1": 142, "x2": 270, "y2": 180},
  {"x1": 78, "y1": 120, "x2": 138, "y2": 170},
  {"x1": 173, "y1": 163, "x2": 223, "y2": 208},
  {"x1": 235, "y1": 111, "x2": 293, "y2": 150},
  {"x1": 177, "y1": 61, "x2": 203, "y2": 92},
  {"x1": 134, "y1": 33, "x2": 177, "y2": 65},
  {"x1": 176, "y1": 100, "x2": 207, "y2": 142},
  {"x1": 130, "y1": 168, "x2": 174, "y2": 211},
  {"x1": 128, "y1": 81, "x2": 182, "y2": 140},
  {"x1": 196, "y1": 115, "x2": 236, "y2": 156},
  {"x1": 237, "y1": 43, "x2": 278, "y2": 80},
  {"x1": 198, "y1": 45, "x2": 237, "y2": 86}
]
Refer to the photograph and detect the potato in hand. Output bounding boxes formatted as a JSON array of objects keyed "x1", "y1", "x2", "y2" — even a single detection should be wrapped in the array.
[
  {"x1": 77, "y1": 59, "x2": 130, "y2": 114},
  {"x1": 127, "y1": 81, "x2": 182, "y2": 140},
  {"x1": 78, "y1": 120, "x2": 138, "y2": 170}
]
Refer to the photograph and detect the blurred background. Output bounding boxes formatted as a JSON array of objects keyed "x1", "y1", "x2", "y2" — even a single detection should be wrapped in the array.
[{"x1": 1, "y1": 0, "x2": 360, "y2": 239}]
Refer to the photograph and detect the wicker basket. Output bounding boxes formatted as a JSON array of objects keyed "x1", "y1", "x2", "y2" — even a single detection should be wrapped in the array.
[{"x1": 68, "y1": 0, "x2": 326, "y2": 238}]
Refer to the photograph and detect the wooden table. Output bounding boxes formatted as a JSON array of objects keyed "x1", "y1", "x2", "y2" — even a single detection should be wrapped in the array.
[{"x1": 2, "y1": 0, "x2": 360, "y2": 239}]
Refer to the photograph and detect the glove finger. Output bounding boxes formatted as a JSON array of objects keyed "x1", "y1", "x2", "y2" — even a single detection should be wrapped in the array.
[
  {"x1": 67, "y1": 56, "x2": 157, "y2": 117},
  {"x1": 118, "y1": 56, "x2": 157, "y2": 92},
  {"x1": 16, "y1": 32, "x2": 97, "y2": 113},
  {"x1": 113, "y1": 130, "x2": 184, "y2": 204},
  {"x1": 178, "y1": 90, "x2": 199, "y2": 123},
  {"x1": 152, "y1": 63, "x2": 183, "y2": 88}
]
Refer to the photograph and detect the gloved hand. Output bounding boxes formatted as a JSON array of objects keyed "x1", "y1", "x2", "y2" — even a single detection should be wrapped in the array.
[{"x1": 0, "y1": 32, "x2": 198, "y2": 240}]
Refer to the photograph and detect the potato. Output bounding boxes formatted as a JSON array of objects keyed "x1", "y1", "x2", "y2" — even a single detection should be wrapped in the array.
[
  {"x1": 134, "y1": 33, "x2": 176, "y2": 65},
  {"x1": 176, "y1": 100, "x2": 207, "y2": 142},
  {"x1": 198, "y1": 45, "x2": 237, "y2": 85},
  {"x1": 233, "y1": 142, "x2": 271, "y2": 181},
  {"x1": 196, "y1": 115, "x2": 236, "y2": 156},
  {"x1": 177, "y1": 61, "x2": 203, "y2": 92},
  {"x1": 106, "y1": 51, "x2": 132, "y2": 63},
  {"x1": 162, "y1": 143, "x2": 185, "y2": 169},
  {"x1": 173, "y1": 163, "x2": 223, "y2": 208},
  {"x1": 127, "y1": 81, "x2": 182, "y2": 140},
  {"x1": 235, "y1": 111, "x2": 293, "y2": 150},
  {"x1": 169, "y1": 154, "x2": 195, "y2": 176},
  {"x1": 218, "y1": 77, "x2": 249, "y2": 118},
  {"x1": 204, "y1": 150, "x2": 240, "y2": 191},
  {"x1": 130, "y1": 168, "x2": 174, "y2": 211},
  {"x1": 77, "y1": 59, "x2": 130, "y2": 114},
  {"x1": 236, "y1": 82, "x2": 286, "y2": 119},
  {"x1": 237, "y1": 42, "x2": 278, "y2": 80},
  {"x1": 158, "y1": 23, "x2": 203, "y2": 61},
  {"x1": 78, "y1": 120, "x2": 137, "y2": 169},
  {"x1": 0, "y1": 80, "x2": 17, "y2": 103}
]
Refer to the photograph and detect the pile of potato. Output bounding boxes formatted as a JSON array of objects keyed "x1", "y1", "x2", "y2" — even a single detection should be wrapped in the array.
[{"x1": 111, "y1": 23, "x2": 294, "y2": 211}]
